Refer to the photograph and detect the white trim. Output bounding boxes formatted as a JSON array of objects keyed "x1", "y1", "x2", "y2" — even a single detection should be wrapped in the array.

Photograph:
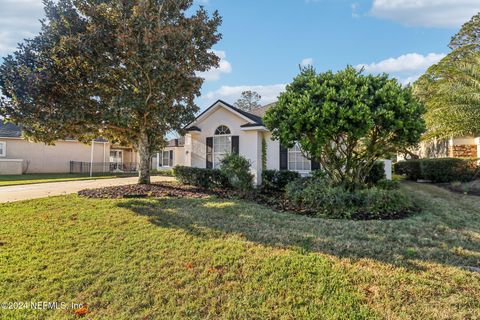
[
  {"x1": 188, "y1": 101, "x2": 256, "y2": 128},
  {"x1": 0, "y1": 141, "x2": 6, "y2": 157},
  {"x1": 287, "y1": 145, "x2": 311, "y2": 172},
  {"x1": 158, "y1": 150, "x2": 173, "y2": 168},
  {"x1": 240, "y1": 126, "x2": 268, "y2": 131},
  {"x1": 212, "y1": 126, "x2": 232, "y2": 169}
]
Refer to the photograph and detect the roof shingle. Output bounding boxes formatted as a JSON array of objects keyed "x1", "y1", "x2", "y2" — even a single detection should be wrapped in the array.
[{"x1": 0, "y1": 120, "x2": 22, "y2": 138}]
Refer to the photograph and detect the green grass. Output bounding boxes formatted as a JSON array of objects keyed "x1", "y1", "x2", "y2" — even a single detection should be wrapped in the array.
[
  {"x1": 0, "y1": 173, "x2": 133, "y2": 187},
  {"x1": 0, "y1": 183, "x2": 479, "y2": 319}
]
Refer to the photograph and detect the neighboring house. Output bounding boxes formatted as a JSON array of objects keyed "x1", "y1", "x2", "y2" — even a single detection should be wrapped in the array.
[
  {"x1": 158, "y1": 100, "x2": 392, "y2": 185},
  {"x1": 398, "y1": 136, "x2": 480, "y2": 160},
  {"x1": 0, "y1": 120, "x2": 138, "y2": 175}
]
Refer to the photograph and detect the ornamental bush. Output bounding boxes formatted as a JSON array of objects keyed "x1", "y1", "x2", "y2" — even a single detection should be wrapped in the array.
[
  {"x1": 220, "y1": 154, "x2": 254, "y2": 193},
  {"x1": 173, "y1": 166, "x2": 229, "y2": 189},
  {"x1": 394, "y1": 160, "x2": 422, "y2": 181},
  {"x1": 365, "y1": 161, "x2": 386, "y2": 186},
  {"x1": 395, "y1": 158, "x2": 477, "y2": 182},
  {"x1": 263, "y1": 66, "x2": 425, "y2": 190},
  {"x1": 262, "y1": 170, "x2": 300, "y2": 192},
  {"x1": 285, "y1": 175, "x2": 417, "y2": 220},
  {"x1": 420, "y1": 158, "x2": 475, "y2": 183}
]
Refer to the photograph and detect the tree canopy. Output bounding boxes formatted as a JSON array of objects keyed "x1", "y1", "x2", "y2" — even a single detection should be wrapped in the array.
[
  {"x1": 0, "y1": 0, "x2": 222, "y2": 184},
  {"x1": 264, "y1": 67, "x2": 425, "y2": 189},
  {"x1": 414, "y1": 11, "x2": 480, "y2": 139},
  {"x1": 233, "y1": 90, "x2": 262, "y2": 111}
]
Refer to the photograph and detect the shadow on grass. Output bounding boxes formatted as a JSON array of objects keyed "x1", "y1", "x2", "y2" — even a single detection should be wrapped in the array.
[{"x1": 117, "y1": 182, "x2": 480, "y2": 270}]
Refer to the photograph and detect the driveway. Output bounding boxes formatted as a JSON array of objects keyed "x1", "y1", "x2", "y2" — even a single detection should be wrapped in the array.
[{"x1": 0, "y1": 176, "x2": 175, "y2": 203}]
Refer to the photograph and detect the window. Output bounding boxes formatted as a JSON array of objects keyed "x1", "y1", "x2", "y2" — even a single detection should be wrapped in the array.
[
  {"x1": 215, "y1": 125, "x2": 231, "y2": 135},
  {"x1": 159, "y1": 150, "x2": 173, "y2": 167},
  {"x1": 0, "y1": 141, "x2": 5, "y2": 157},
  {"x1": 213, "y1": 125, "x2": 231, "y2": 168},
  {"x1": 288, "y1": 144, "x2": 310, "y2": 172}
]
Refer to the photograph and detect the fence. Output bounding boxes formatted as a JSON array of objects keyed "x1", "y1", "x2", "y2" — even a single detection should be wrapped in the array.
[{"x1": 69, "y1": 161, "x2": 139, "y2": 175}]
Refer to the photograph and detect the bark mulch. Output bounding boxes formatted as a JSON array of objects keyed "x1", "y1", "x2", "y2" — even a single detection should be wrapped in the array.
[
  {"x1": 78, "y1": 182, "x2": 224, "y2": 199},
  {"x1": 77, "y1": 182, "x2": 302, "y2": 214}
]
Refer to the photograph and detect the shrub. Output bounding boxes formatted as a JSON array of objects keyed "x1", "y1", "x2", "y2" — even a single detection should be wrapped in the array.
[
  {"x1": 365, "y1": 161, "x2": 386, "y2": 185},
  {"x1": 173, "y1": 166, "x2": 229, "y2": 189},
  {"x1": 375, "y1": 179, "x2": 400, "y2": 190},
  {"x1": 395, "y1": 158, "x2": 477, "y2": 182},
  {"x1": 151, "y1": 168, "x2": 174, "y2": 176},
  {"x1": 420, "y1": 158, "x2": 475, "y2": 183},
  {"x1": 285, "y1": 176, "x2": 417, "y2": 220},
  {"x1": 220, "y1": 154, "x2": 254, "y2": 192},
  {"x1": 262, "y1": 170, "x2": 300, "y2": 192},
  {"x1": 352, "y1": 188, "x2": 417, "y2": 220},
  {"x1": 394, "y1": 160, "x2": 422, "y2": 181}
]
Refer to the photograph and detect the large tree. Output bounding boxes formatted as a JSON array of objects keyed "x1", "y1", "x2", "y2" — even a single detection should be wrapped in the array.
[
  {"x1": 414, "y1": 11, "x2": 480, "y2": 139},
  {"x1": 264, "y1": 67, "x2": 425, "y2": 189},
  {"x1": 0, "y1": 0, "x2": 222, "y2": 184},
  {"x1": 233, "y1": 90, "x2": 262, "y2": 111}
]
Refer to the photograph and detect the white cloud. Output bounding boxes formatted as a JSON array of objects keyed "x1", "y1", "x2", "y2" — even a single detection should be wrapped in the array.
[
  {"x1": 198, "y1": 50, "x2": 232, "y2": 81},
  {"x1": 203, "y1": 84, "x2": 286, "y2": 105},
  {"x1": 356, "y1": 52, "x2": 446, "y2": 73},
  {"x1": 356, "y1": 52, "x2": 446, "y2": 85},
  {"x1": 370, "y1": 0, "x2": 480, "y2": 28},
  {"x1": 0, "y1": 0, "x2": 44, "y2": 58},
  {"x1": 399, "y1": 74, "x2": 422, "y2": 85},
  {"x1": 300, "y1": 57, "x2": 314, "y2": 67}
]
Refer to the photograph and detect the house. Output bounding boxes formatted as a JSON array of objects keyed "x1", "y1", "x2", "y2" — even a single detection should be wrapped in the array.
[
  {"x1": 398, "y1": 136, "x2": 480, "y2": 160},
  {"x1": 0, "y1": 120, "x2": 138, "y2": 175},
  {"x1": 157, "y1": 100, "x2": 392, "y2": 185}
]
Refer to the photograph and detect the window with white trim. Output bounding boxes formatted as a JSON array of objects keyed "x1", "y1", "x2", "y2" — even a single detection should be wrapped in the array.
[
  {"x1": 159, "y1": 150, "x2": 173, "y2": 167},
  {"x1": 0, "y1": 141, "x2": 5, "y2": 157},
  {"x1": 288, "y1": 144, "x2": 310, "y2": 172},
  {"x1": 213, "y1": 125, "x2": 231, "y2": 168}
]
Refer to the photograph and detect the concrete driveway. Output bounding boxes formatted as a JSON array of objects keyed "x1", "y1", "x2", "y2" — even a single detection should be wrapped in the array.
[{"x1": 0, "y1": 176, "x2": 175, "y2": 203}]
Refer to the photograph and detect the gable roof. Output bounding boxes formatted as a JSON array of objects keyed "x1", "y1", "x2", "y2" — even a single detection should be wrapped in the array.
[
  {"x1": 185, "y1": 100, "x2": 276, "y2": 131},
  {"x1": 0, "y1": 120, "x2": 22, "y2": 138},
  {"x1": 249, "y1": 102, "x2": 275, "y2": 118}
]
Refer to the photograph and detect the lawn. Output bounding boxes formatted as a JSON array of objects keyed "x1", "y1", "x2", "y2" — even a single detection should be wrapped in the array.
[
  {"x1": 0, "y1": 173, "x2": 133, "y2": 187},
  {"x1": 0, "y1": 183, "x2": 479, "y2": 319}
]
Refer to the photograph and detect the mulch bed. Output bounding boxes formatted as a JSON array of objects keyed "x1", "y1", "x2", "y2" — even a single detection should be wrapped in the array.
[
  {"x1": 77, "y1": 182, "x2": 297, "y2": 211},
  {"x1": 78, "y1": 182, "x2": 225, "y2": 199}
]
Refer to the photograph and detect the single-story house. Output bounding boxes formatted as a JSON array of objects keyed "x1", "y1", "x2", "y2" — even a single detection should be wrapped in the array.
[
  {"x1": 0, "y1": 120, "x2": 138, "y2": 175},
  {"x1": 157, "y1": 100, "x2": 392, "y2": 185}
]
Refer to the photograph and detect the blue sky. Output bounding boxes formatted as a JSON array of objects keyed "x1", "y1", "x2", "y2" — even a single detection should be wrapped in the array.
[{"x1": 1, "y1": 0, "x2": 479, "y2": 110}]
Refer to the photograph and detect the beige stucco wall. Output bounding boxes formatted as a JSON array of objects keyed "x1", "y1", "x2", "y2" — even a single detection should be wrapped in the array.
[
  {"x1": 264, "y1": 132, "x2": 280, "y2": 171},
  {"x1": 0, "y1": 159, "x2": 23, "y2": 175},
  {"x1": 0, "y1": 138, "x2": 110, "y2": 173},
  {"x1": 156, "y1": 146, "x2": 185, "y2": 168}
]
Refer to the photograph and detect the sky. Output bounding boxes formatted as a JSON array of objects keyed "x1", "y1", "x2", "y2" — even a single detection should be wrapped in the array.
[{"x1": 1, "y1": 0, "x2": 479, "y2": 111}]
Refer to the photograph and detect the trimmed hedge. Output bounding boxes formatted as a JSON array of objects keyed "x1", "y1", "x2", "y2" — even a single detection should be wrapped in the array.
[
  {"x1": 285, "y1": 176, "x2": 417, "y2": 220},
  {"x1": 420, "y1": 158, "x2": 475, "y2": 183},
  {"x1": 395, "y1": 158, "x2": 476, "y2": 182},
  {"x1": 394, "y1": 160, "x2": 422, "y2": 181},
  {"x1": 262, "y1": 170, "x2": 300, "y2": 192},
  {"x1": 173, "y1": 166, "x2": 229, "y2": 189}
]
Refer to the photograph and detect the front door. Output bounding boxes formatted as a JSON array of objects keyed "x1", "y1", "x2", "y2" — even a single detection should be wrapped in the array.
[{"x1": 110, "y1": 150, "x2": 123, "y2": 171}]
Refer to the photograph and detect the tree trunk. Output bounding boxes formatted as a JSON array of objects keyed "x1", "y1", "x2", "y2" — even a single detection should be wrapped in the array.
[{"x1": 137, "y1": 131, "x2": 151, "y2": 184}]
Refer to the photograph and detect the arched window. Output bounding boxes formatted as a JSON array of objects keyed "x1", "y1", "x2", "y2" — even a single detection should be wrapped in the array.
[
  {"x1": 215, "y1": 125, "x2": 231, "y2": 135},
  {"x1": 213, "y1": 125, "x2": 231, "y2": 168}
]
